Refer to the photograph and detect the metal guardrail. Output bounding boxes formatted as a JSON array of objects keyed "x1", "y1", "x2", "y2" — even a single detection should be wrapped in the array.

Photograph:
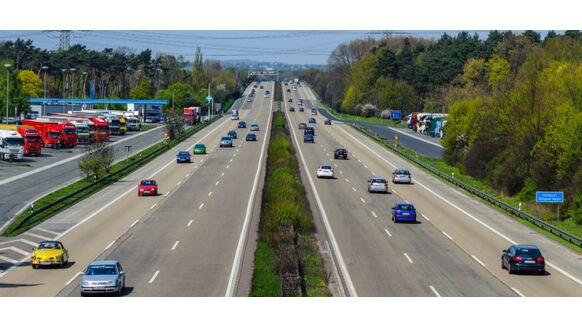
[
  {"x1": 11, "y1": 117, "x2": 221, "y2": 233},
  {"x1": 351, "y1": 123, "x2": 582, "y2": 248}
]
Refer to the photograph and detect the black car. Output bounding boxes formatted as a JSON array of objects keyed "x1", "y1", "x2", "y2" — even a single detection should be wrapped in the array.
[
  {"x1": 334, "y1": 148, "x2": 348, "y2": 159},
  {"x1": 304, "y1": 127, "x2": 315, "y2": 136},
  {"x1": 501, "y1": 244, "x2": 545, "y2": 274},
  {"x1": 288, "y1": 98, "x2": 293, "y2": 103},
  {"x1": 228, "y1": 130, "x2": 238, "y2": 139},
  {"x1": 246, "y1": 133, "x2": 257, "y2": 141},
  {"x1": 290, "y1": 107, "x2": 295, "y2": 112},
  {"x1": 238, "y1": 121, "x2": 247, "y2": 128},
  {"x1": 260, "y1": 85, "x2": 264, "y2": 89},
  {"x1": 324, "y1": 119, "x2": 332, "y2": 125},
  {"x1": 286, "y1": 89, "x2": 291, "y2": 92},
  {"x1": 299, "y1": 107, "x2": 304, "y2": 112},
  {"x1": 298, "y1": 123, "x2": 307, "y2": 130}
]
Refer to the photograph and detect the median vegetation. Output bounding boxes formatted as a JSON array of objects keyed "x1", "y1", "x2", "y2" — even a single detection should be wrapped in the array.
[{"x1": 250, "y1": 111, "x2": 329, "y2": 296}]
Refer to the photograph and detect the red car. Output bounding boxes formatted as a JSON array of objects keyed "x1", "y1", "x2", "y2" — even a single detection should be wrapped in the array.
[{"x1": 138, "y1": 179, "x2": 158, "y2": 196}]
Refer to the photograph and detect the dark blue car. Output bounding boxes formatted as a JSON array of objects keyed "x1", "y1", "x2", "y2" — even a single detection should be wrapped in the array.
[
  {"x1": 391, "y1": 203, "x2": 417, "y2": 223},
  {"x1": 176, "y1": 151, "x2": 191, "y2": 163},
  {"x1": 238, "y1": 121, "x2": 247, "y2": 128},
  {"x1": 246, "y1": 133, "x2": 257, "y2": 141},
  {"x1": 304, "y1": 134, "x2": 314, "y2": 143},
  {"x1": 308, "y1": 118, "x2": 316, "y2": 124},
  {"x1": 501, "y1": 244, "x2": 545, "y2": 274},
  {"x1": 228, "y1": 130, "x2": 238, "y2": 139}
]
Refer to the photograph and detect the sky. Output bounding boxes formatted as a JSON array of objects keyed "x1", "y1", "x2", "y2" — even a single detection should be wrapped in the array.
[{"x1": 0, "y1": 30, "x2": 529, "y2": 65}]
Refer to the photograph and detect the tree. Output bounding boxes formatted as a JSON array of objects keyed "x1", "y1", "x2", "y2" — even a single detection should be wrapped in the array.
[
  {"x1": 78, "y1": 141, "x2": 114, "y2": 181},
  {"x1": 129, "y1": 76, "x2": 152, "y2": 99},
  {"x1": 156, "y1": 82, "x2": 195, "y2": 109},
  {"x1": 17, "y1": 70, "x2": 43, "y2": 98},
  {"x1": 191, "y1": 47, "x2": 205, "y2": 88}
]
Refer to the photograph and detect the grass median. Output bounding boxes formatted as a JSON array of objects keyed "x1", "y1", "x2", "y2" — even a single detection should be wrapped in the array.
[
  {"x1": 250, "y1": 111, "x2": 329, "y2": 296},
  {"x1": 2, "y1": 118, "x2": 219, "y2": 237}
]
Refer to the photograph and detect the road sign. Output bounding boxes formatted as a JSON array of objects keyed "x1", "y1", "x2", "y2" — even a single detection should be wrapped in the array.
[
  {"x1": 535, "y1": 191, "x2": 564, "y2": 203},
  {"x1": 205, "y1": 96, "x2": 213, "y2": 104},
  {"x1": 390, "y1": 109, "x2": 401, "y2": 120}
]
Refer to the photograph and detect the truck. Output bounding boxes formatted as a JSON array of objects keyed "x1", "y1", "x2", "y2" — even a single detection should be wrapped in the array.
[
  {"x1": 52, "y1": 113, "x2": 109, "y2": 142},
  {"x1": 70, "y1": 111, "x2": 126, "y2": 135},
  {"x1": 20, "y1": 119, "x2": 63, "y2": 148},
  {"x1": 0, "y1": 129, "x2": 24, "y2": 161},
  {"x1": 183, "y1": 107, "x2": 201, "y2": 125},
  {"x1": 125, "y1": 116, "x2": 141, "y2": 131},
  {"x1": 39, "y1": 116, "x2": 94, "y2": 144},
  {"x1": 0, "y1": 124, "x2": 42, "y2": 156}
]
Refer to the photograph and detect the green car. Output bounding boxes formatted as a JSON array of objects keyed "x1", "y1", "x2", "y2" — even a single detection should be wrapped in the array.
[{"x1": 193, "y1": 143, "x2": 206, "y2": 154}]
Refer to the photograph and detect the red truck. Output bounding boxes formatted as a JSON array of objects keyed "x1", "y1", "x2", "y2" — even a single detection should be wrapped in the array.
[
  {"x1": 0, "y1": 124, "x2": 42, "y2": 156},
  {"x1": 21, "y1": 120, "x2": 78, "y2": 148},
  {"x1": 52, "y1": 113, "x2": 109, "y2": 142},
  {"x1": 183, "y1": 107, "x2": 201, "y2": 125},
  {"x1": 21, "y1": 120, "x2": 63, "y2": 149}
]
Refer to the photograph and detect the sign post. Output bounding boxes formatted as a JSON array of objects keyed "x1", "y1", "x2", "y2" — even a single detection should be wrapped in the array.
[{"x1": 535, "y1": 191, "x2": 564, "y2": 221}]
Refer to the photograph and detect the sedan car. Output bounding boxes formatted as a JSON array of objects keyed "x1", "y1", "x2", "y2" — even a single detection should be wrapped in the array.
[
  {"x1": 238, "y1": 121, "x2": 247, "y2": 128},
  {"x1": 501, "y1": 244, "x2": 545, "y2": 274},
  {"x1": 220, "y1": 136, "x2": 234, "y2": 147},
  {"x1": 228, "y1": 130, "x2": 238, "y2": 139},
  {"x1": 246, "y1": 133, "x2": 257, "y2": 141},
  {"x1": 304, "y1": 134, "x2": 315, "y2": 143},
  {"x1": 193, "y1": 143, "x2": 206, "y2": 155},
  {"x1": 368, "y1": 177, "x2": 388, "y2": 193},
  {"x1": 324, "y1": 119, "x2": 332, "y2": 125},
  {"x1": 316, "y1": 164, "x2": 335, "y2": 178},
  {"x1": 311, "y1": 108, "x2": 318, "y2": 115},
  {"x1": 176, "y1": 151, "x2": 191, "y2": 163},
  {"x1": 334, "y1": 148, "x2": 348, "y2": 159},
  {"x1": 290, "y1": 107, "x2": 295, "y2": 112},
  {"x1": 288, "y1": 98, "x2": 293, "y2": 103},
  {"x1": 31, "y1": 240, "x2": 69, "y2": 269},
  {"x1": 138, "y1": 179, "x2": 158, "y2": 196},
  {"x1": 231, "y1": 115, "x2": 239, "y2": 120},
  {"x1": 260, "y1": 85, "x2": 264, "y2": 89},
  {"x1": 250, "y1": 124, "x2": 260, "y2": 131},
  {"x1": 392, "y1": 168, "x2": 412, "y2": 184},
  {"x1": 391, "y1": 203, "x2": 417, "y2": 223},
  {"x1": 80, "y1": 260, "x2": 126, "y2": 296},
  {"x1": 308, "y1": 118, "x2": 317, "y2": 124},
  {"x1": 298, "y1": 123, "x2": 307, "y2": 130},
  {"x1": 304, "y1": 127, "x2": 315, "y2": 136}
]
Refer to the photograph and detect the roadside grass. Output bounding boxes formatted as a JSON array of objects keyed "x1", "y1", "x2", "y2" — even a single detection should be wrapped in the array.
[
  {"x1": 250, "y1": 111, "x2": 330, "y2": 296},
  {"x1": 351, "y1": 125, "x2": 582, "y2": 253},
  {"x1": 2, "y1": 118, "x2": 219, "y2": 237},
  {"x1": 140, "y1": 124, "x2": 157, "y2": 132}
]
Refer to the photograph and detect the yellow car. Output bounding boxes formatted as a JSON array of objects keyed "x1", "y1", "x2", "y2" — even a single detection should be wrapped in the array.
[{"x1": 31, "y1": 240, "x2": 69, "y2": 269}]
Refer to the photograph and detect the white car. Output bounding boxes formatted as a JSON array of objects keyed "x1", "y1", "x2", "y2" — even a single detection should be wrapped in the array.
[
  {"x1": 316, "y1": 164, "x2": 335, "y2": 179},
  {"x1": 392, "y1": 168, "x2": 412, "y2": 184}
]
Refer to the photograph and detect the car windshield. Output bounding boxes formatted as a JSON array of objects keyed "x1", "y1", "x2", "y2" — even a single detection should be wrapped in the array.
[
  {"x1": 140, "y1": 180, "x2": 156, "y2": 186},
  {"x1": 517, "y1": 248, "x2": 541, "y2": 257},
  {"x1": 86, "y1": 265, "x2": 117, "y2": 276},
  {"x1": 4, "y1": 138, "x2": 24, "y2": 147},
  {"x1": 38, "y1": 242, "x2": 60, "y2": 249},
  {"x1": 397, "y1": 204, "x2": 415, "y2": 211},
  {"x1": 321, "y1": 165, "x2": 332, "y2": 170}
]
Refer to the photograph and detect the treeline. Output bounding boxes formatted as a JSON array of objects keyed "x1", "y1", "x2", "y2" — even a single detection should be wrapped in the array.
[
  {"x1": 301, "y1": 30, "x2": 582, "y2": 222},
  {"x1": 0, "y1": 39, "x2": 247, "y2": 117}
]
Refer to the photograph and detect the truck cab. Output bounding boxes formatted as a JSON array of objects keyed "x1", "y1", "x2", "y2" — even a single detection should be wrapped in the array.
[{"x1": 0, "y1": 129, "x2": 24, "y2": 161}]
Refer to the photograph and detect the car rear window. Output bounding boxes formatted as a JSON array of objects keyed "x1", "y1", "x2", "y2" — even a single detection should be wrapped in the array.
[
  {"x1": 321, "y1": 165, "x2": 332, "y2": 170},
  {"x1": 86, "y1": 265, "x2": 117, "y2": 275},
  {"x1": 517, "y1": 248, "x2": 541, "y2": 257},
  {"x1": 195, "y1": 144, "x2": 204, "y2": 148},
  {"x1": 397, "y1": 204, "x2": 415, "y2": 210},
  {"x1": 141, "y1": 180, "x2": 156, "y2": 186},
  {"x1": 396, "y1": 169, "x2": 410, "y2": 175}
]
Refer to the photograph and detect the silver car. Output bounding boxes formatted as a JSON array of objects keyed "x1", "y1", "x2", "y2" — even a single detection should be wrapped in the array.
[
  {"x1": 80, "y1": 260, "x2": 126, "y2": 296},
  {"x1": 392, "y1": 168, "x2": 412, "y2": 184},
  {"x1": 368, "y1": 177, "x2": 388, "y2": 193},
  {"x1": 220, "y1": 136, "x2": 234, "y2": 147},
  {"x1": 250, "y1": 124, "x2": 260, "y2": 131}
]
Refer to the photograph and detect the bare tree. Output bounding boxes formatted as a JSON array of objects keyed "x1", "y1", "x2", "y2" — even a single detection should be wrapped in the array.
[{"x1": 78, "y1": 141, "x2": 114, "y2": 181}]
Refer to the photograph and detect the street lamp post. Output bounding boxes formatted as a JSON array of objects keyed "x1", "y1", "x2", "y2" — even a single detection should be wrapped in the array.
[
  {"x1": 82, "y1": 71, "x2": 87, "y2": 99},
  {"x1": 4, "y1": 63, "x2": 11, "y2": 123},
  {"x1": 69, "y1": 68, "x2": 76, "y2": 112},
  {"x1": 61, "y1": 69, "x2": 67, "y2": 112},
  {"x1": 42, "y1": 66, "x2": 49, "y2": 116}
]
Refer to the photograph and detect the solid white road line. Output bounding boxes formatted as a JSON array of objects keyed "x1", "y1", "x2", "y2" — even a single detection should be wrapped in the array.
[
  {"x1": 388, "y1": 127, "x2": 444, "y2": 149},
  {"x1": 186, "y1": 173, "x2": 190, "y2": 177},
  {"x1": 23, "y1": 231, "x2": 53, "y2": 240},
  {"x1": 384, "y1": 228, "x2": 392, "y2": 237},
  {"x1": 150, "y1": 203, "x2": 157, "y2": 210},
  {"x1": 371, "y1": 211, "x2": 378, "y2": 218},
  {"x1": 165, "y1": 191, "x2": 170, "y2": 196},
  {"x1": 65, "y1": 272, "x2": 83, "y2": 286},
  {"x1": 372, "y1": 172, "x2": 376, "y2": 176},
  {"x1": 176, "y1": 181, "x2": 182, "y2": 186},
  {"x1": 512, "y1": 287, "x2": 525, "y2": 297},
  {"x1": 442, "y1": 231, "x2": 453, "y2": 240},
  {"x1": 391, "y1": 189, "x2": 399, "y2": 194},
  {"x1": 421, "y1": 213, "x2": 431, "y2": 221},
  {"x1": 429, "y1": 285, "x2": 442, "y2": 297},
  {"x1": 130, "y1": 219, "x2": 140, "y2": 227},
  {"x1": 208, "y1": 192, "x2": 213, "y2": 197},
  {"x1": 360, "y1": 197, "x2": 366, "y2": 204},
  {"x1": 364, "y1": 165, "x2": 369, "y2": 169},
  {"x1": 199, "y1": 203, "x2": 204, "y2": 210},
  {"x1": 171, "y1": 241, "x2": 180, "y2": 250},
  {"x1": 472, "y1": 255, "x2": 486, "y2": 267},
  {"x1": 104, "y1": 240, "x2": 115, "y2": 250},
  {"x1": 187, "y1": 219, "x2": 193, "y2": 227},
  {"x1": 404, "y1": 253, "x2": 414, "y2": 264},
  {"x1": 148, "y1": 270, "x2": 160, "y2": 284},
  {"x1": 226, "y1": 82, "x2": 274, "y2": 297}
]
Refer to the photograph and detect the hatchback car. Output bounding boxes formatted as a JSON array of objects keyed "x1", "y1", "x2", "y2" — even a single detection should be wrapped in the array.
[
  {"x1": 193, "y1": 143, "x2": 206, "y2": 155},
  {"x1": 176, "y1": 151, "x2": 191, "y2": 163},
  {"x1": 228, "y1": 130, "x2": 238, "y2": 139},
  {"x1": 231, "y1": 115, "x2": 239, "y2": 120},
  {"x1": 311, "y1": 108, "x2": 318, "y2": 115},
  {"x1": 324, "y1": 119, "x2": 332, "y2": 125},
  {"x1": 80, "y1": 260, "x2": 126, "y2": 296},
  {"x1": 250, "y1": 124, "x2": 260, "y2": 131},
  {"x1": 220, "y1": 136, "x2": 233, "y2": 148},
  {"x1": 316, "y1": 164, "x2": 335, "y2": 178},
  {"x1": 298, "y1": 123, "x2": 307, "y2": 130},
  {"x1": 31, "y1": 240, "x2": 69, "y2": 269},
  {"x1": 138, "y1": 179, "x2": 158, "y2": 196},
  {"x1": 391, "y1": 203, "x2": 417, "y2": 223},
  {"x1": 304, "y1": 134, "x2": 315, "y2": 143},
  {"x1": 260, "y1": 85, "x2": 264, "y2": 89},
  {"x1": 392, "y1": 168, "x2": 412, "y2": 184},
  {"x1": 238, "y1": 121, "x2": 247, "y2": 128},
  {"x1": 308, "y1": 118, "x2": 317, "y2": 124},
  {"x1": 501, "y1": 244, "x2": 545, "y2": 274},
  {"x1": 368, "y1": 177, "x2": 388, "y2": 193},
  {"x1": 246, "y1": 133, "x2": 257, "y2": 141},
  {"x1": 288, "y1": 98, "x2": 293, "y2": 103},
  {"x1": 290, "y1": 107, "x2": 295, "y2": 112},
  {"x1": 334, "y1": 148, "x2": 348, "y2": 159}
]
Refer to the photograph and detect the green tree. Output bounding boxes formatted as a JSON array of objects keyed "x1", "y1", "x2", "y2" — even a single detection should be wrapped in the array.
[
  {"x1": 129, "y1": 76, "x2": 153, "y2": 99},
  {"x1": 17, "y1": 70, "x2": 43, "y2": 98}
]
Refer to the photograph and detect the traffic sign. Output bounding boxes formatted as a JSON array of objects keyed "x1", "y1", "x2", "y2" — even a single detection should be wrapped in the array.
[
  {"x1": 205, "y1": 96, "x2": 213, "y2": 104},
  {"x1": 390, "y1": 109, "x2": 401, "y2": 120},
  {"x1": 535, "y1": 191, "x2": 564, "y2": 203}
]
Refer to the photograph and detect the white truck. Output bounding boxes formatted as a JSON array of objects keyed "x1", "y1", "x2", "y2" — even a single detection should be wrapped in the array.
[{"x1": 0, "y1": 129, "x2": 24, "y2": 161}]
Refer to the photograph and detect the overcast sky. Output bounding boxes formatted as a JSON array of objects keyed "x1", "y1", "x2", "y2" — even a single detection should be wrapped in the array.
[{"x1": 0, "y1": 30, "x2": 522, "y2": 65}]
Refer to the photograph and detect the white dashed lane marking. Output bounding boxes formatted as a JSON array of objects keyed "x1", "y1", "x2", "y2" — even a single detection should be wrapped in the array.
[
  {"x1": 171, "y1": 241, "x2": 180, "y2": 250},
  {"x1": 149, "y1": 270, "x2": 160, "y2": 284},
  {"x1": 403, "y1": 253, "x2": 413, "y2": 264}
]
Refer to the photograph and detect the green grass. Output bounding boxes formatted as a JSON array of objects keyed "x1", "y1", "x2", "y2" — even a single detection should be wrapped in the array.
[
  {"x1": 140, "y1": 124, "x2": 157, "y2": 132},
  {"x1": 249, "y1": 241, "x2": 281, "y2": 297},
  {"x1": 351, "y1": 124, "x2": 582, "y2": 253},
  {"x1": 298, "y1": 235, "x2": 330, "y2": 297}
]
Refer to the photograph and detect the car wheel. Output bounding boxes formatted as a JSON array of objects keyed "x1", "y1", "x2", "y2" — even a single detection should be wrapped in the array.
[
  {"x1": 32, "y1": 264, "x2": 38, "y2": 269},
  {"x1": 508, "y1": 263, "x2": 514, "y2": 274},
  {"x1": 501, "y1": 259, "x2": 505, "y2": 269},
  {"x1": 60, "y1": 258, "x2": 65, "y2": 268},
  {"x1": 81, "y1": 292, "x2": 87, "y2": 297}
]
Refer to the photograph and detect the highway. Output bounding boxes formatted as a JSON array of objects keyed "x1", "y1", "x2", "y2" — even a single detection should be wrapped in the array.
[
  {"x1": 0, "y1": 83, "x2": 271, "y2": 296},
  {"x1": 285, "y1": 83, "x2": 582, "y2": 296}
]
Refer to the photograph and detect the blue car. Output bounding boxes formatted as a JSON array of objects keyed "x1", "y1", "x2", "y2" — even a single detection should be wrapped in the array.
[
  {"x1": 80, "y1": 260, "x2": 126, "y2": 296},
  {"x1": 176, "y1": 151, "x2": 191, "y2": 163},
  {"x1": 238, "y1": 121, "x2": 247, "y2": 128},
  {"x1": 308, "y1": 118, "x2": 316, "y2": 124},
  {"x1": 501, "y1": 244, "x2": 545, "y2": 275},
  {"x1": 246, "y1": 133, "x2": 257, "y2": 141},
  {"x1": 304, "y1": 134, "x2": 314, "y2": 143},
  {"x1": 228, "y1": 130, "x2": 238, "y2": 139},
  {"x1": 391, "y1": 203, "x2": 417, "y2": 223}
]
